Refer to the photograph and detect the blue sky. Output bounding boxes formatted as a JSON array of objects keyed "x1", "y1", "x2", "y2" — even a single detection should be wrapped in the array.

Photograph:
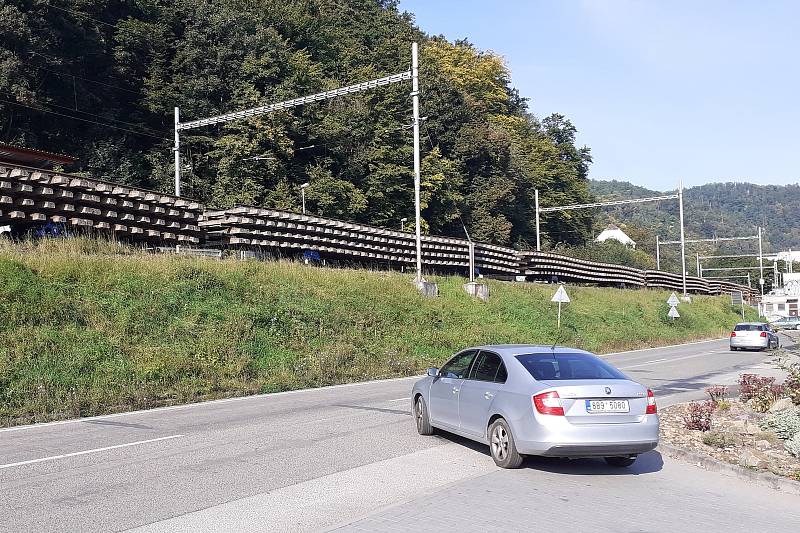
[{"x1": 399, "y1": 0, "x2": 799, "y2": 189}]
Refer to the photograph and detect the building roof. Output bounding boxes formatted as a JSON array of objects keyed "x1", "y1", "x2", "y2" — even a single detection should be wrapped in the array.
[
  {"x1": 595, "y1": 224, "x2": 636, "y2": 246},
  {"x1": 0, "y1": 143, "x2": 77, "y2": 169}
]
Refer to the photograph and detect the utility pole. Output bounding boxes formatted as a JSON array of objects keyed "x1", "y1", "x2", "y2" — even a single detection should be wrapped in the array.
[
  {"x1": 174, "y1": 107, "x2": 181, "y2": 197},
  {"x1": 300, "y1": 182, "x2": 309, "y2": 214},
  {"x1": 535, "y1": 189, "x2": 541, "y2": 251},
  {"x1": 696, "y1": 253, "x2": 700, "y2": 277},
  {"x1": 173, "y1": 56, "x2": 414, "y2": 207},
  {"x1": 539, "y1": 193, "x2": 677, "y2": 258},
  {"x1": 678, "y1": 180, "x2": 687, "y2": 297},
  {"x1": 773, "y1": 262, "x2": 779, "y2": 289},
  {"x1": 411, "y1": 42, "x2": 422, "y2": 284},
  {"x1": 758, "y1": 226, "x2": 764, "y2": 294},
  {"x1": 656, "y1": 235, "x2": 660, "y2": 270}
]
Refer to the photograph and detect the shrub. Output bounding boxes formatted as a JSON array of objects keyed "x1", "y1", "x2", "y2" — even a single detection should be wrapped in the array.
[
  {"x1": 738, "y1": 374, "x2": 775, "y2": 401},
  {"x1": 716, "y1": 399, "x2": 732, "y2": 411},
  {"x1": 759, "y1": 408, "x2": 800, "y2": 439},
  {"x1": 751, "y1": 384, "x2": 785, "y2": 413},
  {"x1": 683, "y1": 400, "x2": 716, "y2": 431},
  {"x1": 702, "y1": 430, "x2": 739, "y2": 448},
  {"x1": 784, "y1": 364, "x2": 800, "y2": 406},
  {"x1": 706, "y1": 385, "x2": 728, "y2": 403},
  {"x1": 785, "y1": 433, "x2": 800, "y2": 458}
]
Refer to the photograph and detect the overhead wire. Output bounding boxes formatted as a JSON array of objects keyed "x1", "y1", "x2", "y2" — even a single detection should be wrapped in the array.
[
  {"x1": 45, "y1": 3, "x2": 119, "y2": 29},
  {"x1": 0, "y1": 98, "x2": 168, "y2": 140},
  {"x1": 30, "y1": 61, "x2": 144, "y2": 96},
  {"x1": 6, "y1": 94, "x2": 166, "y2": 136}
]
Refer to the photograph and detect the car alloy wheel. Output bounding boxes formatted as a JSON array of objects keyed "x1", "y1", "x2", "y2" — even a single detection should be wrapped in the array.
[
  {"x1": 488, "y1": 419, "x2": 523, "y2": 468},
  {"x1": 491, "y1": 424, "x2": 509, "y2": 461},
  {"x1": 414, "y1": 396, "x2": 433, "y2": 435}
]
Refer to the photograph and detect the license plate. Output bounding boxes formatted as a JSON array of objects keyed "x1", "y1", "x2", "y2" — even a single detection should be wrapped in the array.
[{"x1": 585, "y1": 399, "x2": 629, "y2": 413}]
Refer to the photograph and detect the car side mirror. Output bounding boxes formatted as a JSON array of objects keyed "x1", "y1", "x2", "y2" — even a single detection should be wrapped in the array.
[{"x1": 427, "y1": 367, "x2": 439, "y2": 377}]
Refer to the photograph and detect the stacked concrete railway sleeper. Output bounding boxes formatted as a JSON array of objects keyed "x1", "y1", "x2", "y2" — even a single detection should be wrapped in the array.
[
  {"x1": 519, "y1": 251, "x2": 646, "y2": 287},
  {"x1": 0, "y1": 165, "x2": 202, "y2": 244},
  {"x1": 0, "y1": 166, "x2": 755, "y2": 297},
  {"x1": 200, "y1": 207, "x2": 520, "y2": 274}
]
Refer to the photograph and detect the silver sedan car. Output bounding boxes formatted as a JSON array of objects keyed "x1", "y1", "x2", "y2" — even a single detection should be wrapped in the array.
[{"x1": 412, "y1": 345, "x2": 659, "y2": 469}]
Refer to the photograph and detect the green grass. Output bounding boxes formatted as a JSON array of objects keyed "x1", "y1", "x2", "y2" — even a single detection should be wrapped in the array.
[{"x1": 0, "y1": 237, "x2": 759, "y2": 426}]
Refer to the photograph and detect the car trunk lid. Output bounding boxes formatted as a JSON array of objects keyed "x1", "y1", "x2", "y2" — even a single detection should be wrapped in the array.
[{"x1": 539, "y1": 379, "x2": 647, "y2": 424}]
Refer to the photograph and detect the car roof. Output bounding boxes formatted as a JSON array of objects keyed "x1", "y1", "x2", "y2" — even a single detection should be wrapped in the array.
[
  {"x1": 736, "y1": 322, "x2": 767, "y2": 326},
  {"x1": 467, "y1": 344, "x2": 594, "y2": 356}
]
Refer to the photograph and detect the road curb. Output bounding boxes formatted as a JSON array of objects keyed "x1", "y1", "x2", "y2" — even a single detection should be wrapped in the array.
[{"x1": 657, "y1": 441, "x2": 800, "y2": 496}]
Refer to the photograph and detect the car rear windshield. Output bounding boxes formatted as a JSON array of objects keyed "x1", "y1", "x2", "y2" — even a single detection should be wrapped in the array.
[
  {"x1": 516, "y1": 353, "x2": 627, "y2": 381},
  {"x1": 734, "y1": 324, "x2": 764, "y2": 331}
]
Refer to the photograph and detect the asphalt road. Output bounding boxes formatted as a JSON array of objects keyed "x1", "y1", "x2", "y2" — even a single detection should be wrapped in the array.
[{"x1": 1, "y1": 334, "x2": 798, "y2": 532}]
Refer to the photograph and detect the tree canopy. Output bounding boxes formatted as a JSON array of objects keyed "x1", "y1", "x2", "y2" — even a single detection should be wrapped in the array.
[{"x1": 1, "y1": 0, "x2": 594, "y2": 246}]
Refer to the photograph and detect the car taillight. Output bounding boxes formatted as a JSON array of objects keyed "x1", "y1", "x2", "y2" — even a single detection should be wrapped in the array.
[
  {"x1": 646, "y1": 389, "x2": 657, "y2": 415},
  {"x1": 533, "y1": 391, "x2": 564, "y2": 416},
  {"x1": 730, "y1": 331, "x2": 736, "y2": 337},
  {"x1": 760, "y1": 331, "x2": 767, "y2": 337}
]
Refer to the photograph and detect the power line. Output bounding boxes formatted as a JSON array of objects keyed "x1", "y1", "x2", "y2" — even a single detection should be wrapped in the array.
[
  {"x1": 423, "y1": 122, "x2": 436, "y2": 150},
  {"x1": 32, "y1": 97, "x2": 164, "y2": 136},
  {"x1": 0, "y1": 98, "x2": 168, "y2": 140},
  {"x1": 45, "y1": 3, "x2": 119, "y2": 29},
  {"x1": 30, "y1": 60, "x2": 144, "y2": 96}
]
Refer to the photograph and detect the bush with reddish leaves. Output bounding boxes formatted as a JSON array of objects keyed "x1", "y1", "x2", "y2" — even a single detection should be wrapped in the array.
[
  {"x1": 785, "y1": 364, "x2": 800, "y2": 406},
  {"x1": 682, "y1": 400, "x2": 716, "y2": 431},
  {"x1": 705, "y1": 385, "x2": 728, "y2": 403},
  {"x1": 739, "y1": 374, "x2": 787, "y2": 412},
  {"x1": 738, "y1": 374, "x2": 776, "y2": 401}
]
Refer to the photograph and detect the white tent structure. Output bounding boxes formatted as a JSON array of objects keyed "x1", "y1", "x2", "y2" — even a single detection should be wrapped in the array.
[{"x1": 595, "y1": 224, "x2": 636, "y2": 248}]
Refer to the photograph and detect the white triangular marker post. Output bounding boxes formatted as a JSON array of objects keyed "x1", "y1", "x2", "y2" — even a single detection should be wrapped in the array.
[
  {"x1": 668, "y1": 305, "x2": 680, "y2": 320},
  {"x1": 667, "y1": 292, "x2": 680, "y2": 307},
  {"x1": 551, "y1": 285, "x2": 570, "y2": 328}
]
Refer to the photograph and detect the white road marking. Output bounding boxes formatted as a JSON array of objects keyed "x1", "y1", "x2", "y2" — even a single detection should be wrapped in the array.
[
  {"x1": 600, "y1": 337, "x2": 725, "y2": 357},
  {"x1": 0, "y1": 376, "x2": 421, "y2": 434},
  {"x1": 388, "y1": 397, "x2": 411, "y2": 402},
  {"x1": 0, "y1": 435, "x2": 184, "y2": 470},
  {"x1": 621, "y1": 351, "x2": 720, "y2": 369}
]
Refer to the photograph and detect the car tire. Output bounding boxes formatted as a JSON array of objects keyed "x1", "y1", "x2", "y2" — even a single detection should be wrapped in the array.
[
  {"x1": 604, "y1": 456, "x2": 637, "y2": 467},
  {"x1": 730, "y1": 346, "x2": 737, "y2": 351},
  {"x1": 488, "y1": 418, "x2": 524, "y2": 469},
  {"x1": 414, "y1": 396, "x2": 434, "y2": 436}
]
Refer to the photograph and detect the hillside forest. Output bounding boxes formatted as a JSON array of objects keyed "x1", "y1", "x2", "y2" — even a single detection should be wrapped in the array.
[{"x1": 1, "y1": 0, "x2": 593, "y2": 248}]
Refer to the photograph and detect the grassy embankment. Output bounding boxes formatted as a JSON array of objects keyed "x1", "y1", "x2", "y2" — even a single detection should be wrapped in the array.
[{"x1": 0, "y1": 238, "x2": 758, "y2": 426}]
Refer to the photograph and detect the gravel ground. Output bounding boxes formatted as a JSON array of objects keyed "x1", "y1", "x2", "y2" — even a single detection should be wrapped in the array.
[{"x1": 660, "y1": 399, "x2": 800, "y2": 480}]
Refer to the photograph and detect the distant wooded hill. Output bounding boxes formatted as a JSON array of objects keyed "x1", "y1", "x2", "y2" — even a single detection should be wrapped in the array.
[{"x1": 586, "y1": 179, "x2": 800, "y2": 273}]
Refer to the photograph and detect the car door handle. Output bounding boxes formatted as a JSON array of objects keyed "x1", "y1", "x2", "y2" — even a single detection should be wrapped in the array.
[
  {"x1": 484, "y1": 392, "x2": 494, "y2": 400},
  {"x1": 452, "y1": 387, "x2": 459, "y2": 394}
]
